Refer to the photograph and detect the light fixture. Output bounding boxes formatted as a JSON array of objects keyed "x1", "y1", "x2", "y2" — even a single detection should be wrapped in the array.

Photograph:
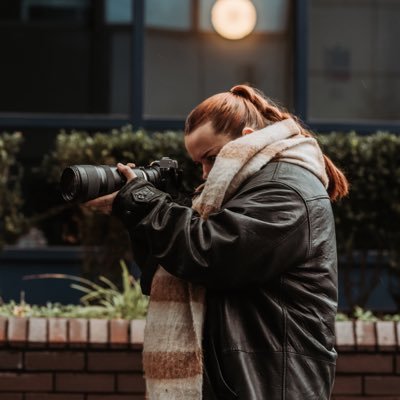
[{"x1": 211, "y1": 0, "x2": 257, "y2": 40}]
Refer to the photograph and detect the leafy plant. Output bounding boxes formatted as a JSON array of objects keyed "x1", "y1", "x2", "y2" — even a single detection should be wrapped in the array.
[
  {"x1": 352, "y1": 306, "x2": 378, "y2": 322},
  {"x1": 0, "y1": 300, "x2": 116, "y2": 319},
  {"x1": 335, "y1": 307, "x2": 400, "y2": 322},
  {"x1": 0, "y1": 131, "x2": 27, "y2": 248},
  {"x1": 335, "y1": 312, "x2": 350, "y2": 322},
  {"x1": 17, "y1": 260, "x2": 148, "y2": 319}
]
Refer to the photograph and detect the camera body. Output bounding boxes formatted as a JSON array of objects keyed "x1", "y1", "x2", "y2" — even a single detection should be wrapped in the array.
[{"x1": 60, "y1": 157, "x2": 182, "y2": 203}]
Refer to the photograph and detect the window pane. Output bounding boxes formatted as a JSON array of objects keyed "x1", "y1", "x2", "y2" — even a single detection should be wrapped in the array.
[
  {"x1": 146, "y1": 0, "x2": 191, "y2": 30},
  {"x1": 105, "y1": 0, "x2": 133, "y2": 24},
  {"x1": 144, "y1": 0, "x2": 292, "y2": 119},
  {"x1": 0, "y1": 0, "x2": 131, "y2": 115},
  {"x1": 308, "y1": 0, "x2": 400, "y2": 122}
]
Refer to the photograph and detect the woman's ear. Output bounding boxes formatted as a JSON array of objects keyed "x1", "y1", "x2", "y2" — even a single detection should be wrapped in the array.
[{"x1": 242, "y1": 127, "x2": 255, "y2": 136}]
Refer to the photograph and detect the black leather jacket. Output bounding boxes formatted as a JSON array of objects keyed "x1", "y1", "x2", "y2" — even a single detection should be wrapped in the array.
[{"x1": 113, "y1": 162, "x2": 338, "y2": 400}]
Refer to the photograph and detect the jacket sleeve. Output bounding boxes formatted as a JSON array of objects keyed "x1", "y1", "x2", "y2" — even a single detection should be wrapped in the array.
[{"x1": 112, "y1": 177, "x2": 309, "y2": 290}]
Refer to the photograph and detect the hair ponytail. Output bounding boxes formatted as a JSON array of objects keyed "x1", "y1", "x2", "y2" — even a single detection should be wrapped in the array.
[{"x1": 322, "y1": 155, "x2": 349, "y2": 201}]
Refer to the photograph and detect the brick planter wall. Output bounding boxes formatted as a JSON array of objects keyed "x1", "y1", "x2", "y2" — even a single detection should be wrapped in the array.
[
  {"x1": 0, "y1": 317, "x2": 146, "y2": 400},
  {"x1": 0, "y1": 317, "x2": 399, "y2": 399},
  {"x1": 333, "y1": 320, "x2": 400, "y2": 400}
]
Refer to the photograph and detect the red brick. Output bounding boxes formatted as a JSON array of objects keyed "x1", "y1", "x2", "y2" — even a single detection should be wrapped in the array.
[
  {"x1": 332, "y1": 376, "x2": 363, "y2": 395},
  {"x1": 117, "y1": 373, "x2": 146, "y2": 393},
  {"x1": 55, "y1": 373, "x2": 114, "y2": 392},
  {"x1": 88, "y1": 396, "x2": 145, "y2": 400},
  {"x1": 28, "y1": 318, "x2": 47, "y2": 347},
  {"x1": 68, "y1": 319, "x2": 88, "y2": 347},
  {"x1": 26, "y1": 395, "x2": 84, "y2": 400},
  {"x1": 336, "y1": 354, "x2": 394, "y2": 373},
  {"x1": 130, "y1": 320, "x2": 145, "y2": 348},
  {"x1": 365, "y1": 376, "x2": 400, "y2": 395},
  {"x1": 0, "y1": 317, "x2": 7, "y2": 346},
  {"x1": 335, "y1": 321, "x2": 356, "y2": 351},
  {"x1": 355, "y1": 320, "x2": 376, "y2": 351},
  {"x1": 0, "y1": 351, "x2": 23, "y2": 370},
  {"x1": 110, "y1": 319, "x2": 129, "y2": 347},
  {"x1": 0, "y1": 394, "x2": 23, "y2": 400},
  {"x1": 88, "y1": 351, "x2": 142, "y2": 371},
  {"x1": 25, "y1": 351, "x2": 85, "y2": 371},
  {"x1": 376, "y1": 321, "x2": 397, "y2": 351},
  {"x1": 7, "y1": 317, "x2": 27, "y2": 345},
  {"x1": 49, "y1": 318, "x2": 68, "y2": 347},
  {"x1": 0, "y1": 373, "x2": 52, "y2": 391},
  {"x1": 89, "y1": 319, "x2": 108, "y2": 347}
]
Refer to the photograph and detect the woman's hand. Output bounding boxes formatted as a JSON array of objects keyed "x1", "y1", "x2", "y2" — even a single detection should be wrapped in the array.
[{"x1": 83, "y1": 163, "x2": 137, "y2": 215}]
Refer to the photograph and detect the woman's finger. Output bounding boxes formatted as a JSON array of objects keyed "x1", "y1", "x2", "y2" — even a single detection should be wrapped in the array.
[
  {"x1": 83, "y1": 191, "x2": 118, "y2": 215},
  {"x1": 117, "y1": 163, "x2": 137, "y2": 182}
]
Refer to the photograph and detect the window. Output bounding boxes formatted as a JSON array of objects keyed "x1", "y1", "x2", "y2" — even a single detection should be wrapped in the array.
[
  {"x1": 308, "y1": 0, "x2": 400, "y2": 124},
  {"x1": 0, "y1": 0, "x2": 132, "y2": 117}
]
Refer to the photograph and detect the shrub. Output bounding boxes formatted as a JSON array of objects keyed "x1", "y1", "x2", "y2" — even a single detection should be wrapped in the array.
[
  {"x1": 318, "y1": 131, "x2": 400, "y2": 252},
  {"x1": 318, "y1": 132, "x2": 400, "y2": 309},
  {"x1": 0, "y1": 132, "x2": 26, "y2": 249}
]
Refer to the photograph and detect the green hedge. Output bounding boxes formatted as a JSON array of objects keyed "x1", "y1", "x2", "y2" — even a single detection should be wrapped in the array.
[
  {"x1": 318, "y1": 132, "x2": 400, "y2": 310},
  {"x1": 1, "y1": 127, "x2": 400, "y2": 308},
  {"x1": 42, "y1": 127, "x2": 400, "y2": 253},
  {"x1": 318, "y1": 131, "x2": 400, "y2": 253},
  {"x1": 0, "y1": 131, "x2": 26, "y2": 249},
  {"x1": 42, "y1": 126, "x2": 201, "y2": 191}
]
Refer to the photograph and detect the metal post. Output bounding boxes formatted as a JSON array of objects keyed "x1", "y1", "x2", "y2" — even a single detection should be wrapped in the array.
[
  {"x1": 131, "y1": 0, "x2": 145, "y2": 129},
  {"x1": 294, "y1": 0, "x2": 309, "y2": 123}
]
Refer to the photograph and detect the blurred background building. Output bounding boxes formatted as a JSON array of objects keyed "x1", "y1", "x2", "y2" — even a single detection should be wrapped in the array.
[{"x1": 1, "y1": 0, "x2": 399, "y2": 156}]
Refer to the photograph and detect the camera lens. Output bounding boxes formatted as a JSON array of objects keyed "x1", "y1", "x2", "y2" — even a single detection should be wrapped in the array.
[
  {"x1": 60, "y1": 165, "x2": 124, "y2": 202},
  {"x1": 60, "y1": 159, "x2": 179, "y2": 203},
  {"x1": 60, "y1": 166, "x2": 81, "y2": 202}
]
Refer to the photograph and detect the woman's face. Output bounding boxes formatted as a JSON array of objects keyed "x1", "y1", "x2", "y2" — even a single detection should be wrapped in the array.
[{"x1": 185, "y1": 121, "x2": 232, "y2": 181}]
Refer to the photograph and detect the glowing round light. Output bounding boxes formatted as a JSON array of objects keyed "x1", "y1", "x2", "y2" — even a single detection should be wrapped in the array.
[{"x1": 211, "y1": 0, "x2": 257, "y2": 40}]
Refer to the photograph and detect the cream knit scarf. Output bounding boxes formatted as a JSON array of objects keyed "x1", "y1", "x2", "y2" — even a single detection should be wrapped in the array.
[{"x1": 142, "y1": 118, "x2": 328, "y2": 399}]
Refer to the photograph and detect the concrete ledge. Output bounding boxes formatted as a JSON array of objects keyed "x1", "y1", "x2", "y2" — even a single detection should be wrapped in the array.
[
  {"x1": 0, "y1": 317, "x2": 146, "y2": 349},
  {"x1": 1, "y1": 317, "x2": 399, "y2": 351}
]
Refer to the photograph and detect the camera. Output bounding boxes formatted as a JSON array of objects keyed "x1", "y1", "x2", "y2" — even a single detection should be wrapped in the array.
[{"x1": 60, "y1": 157, "x2": 182, "y2": 203}]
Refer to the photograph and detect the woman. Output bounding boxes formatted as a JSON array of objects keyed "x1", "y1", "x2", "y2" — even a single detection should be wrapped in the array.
[{"x1": 87, "y1": 84, "x2": 348, "y2": 399}]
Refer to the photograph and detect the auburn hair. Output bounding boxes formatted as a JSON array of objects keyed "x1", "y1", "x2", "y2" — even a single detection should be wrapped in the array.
[{"x1": 185, "y1": 84, "x2": 349, "y2": 202}]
